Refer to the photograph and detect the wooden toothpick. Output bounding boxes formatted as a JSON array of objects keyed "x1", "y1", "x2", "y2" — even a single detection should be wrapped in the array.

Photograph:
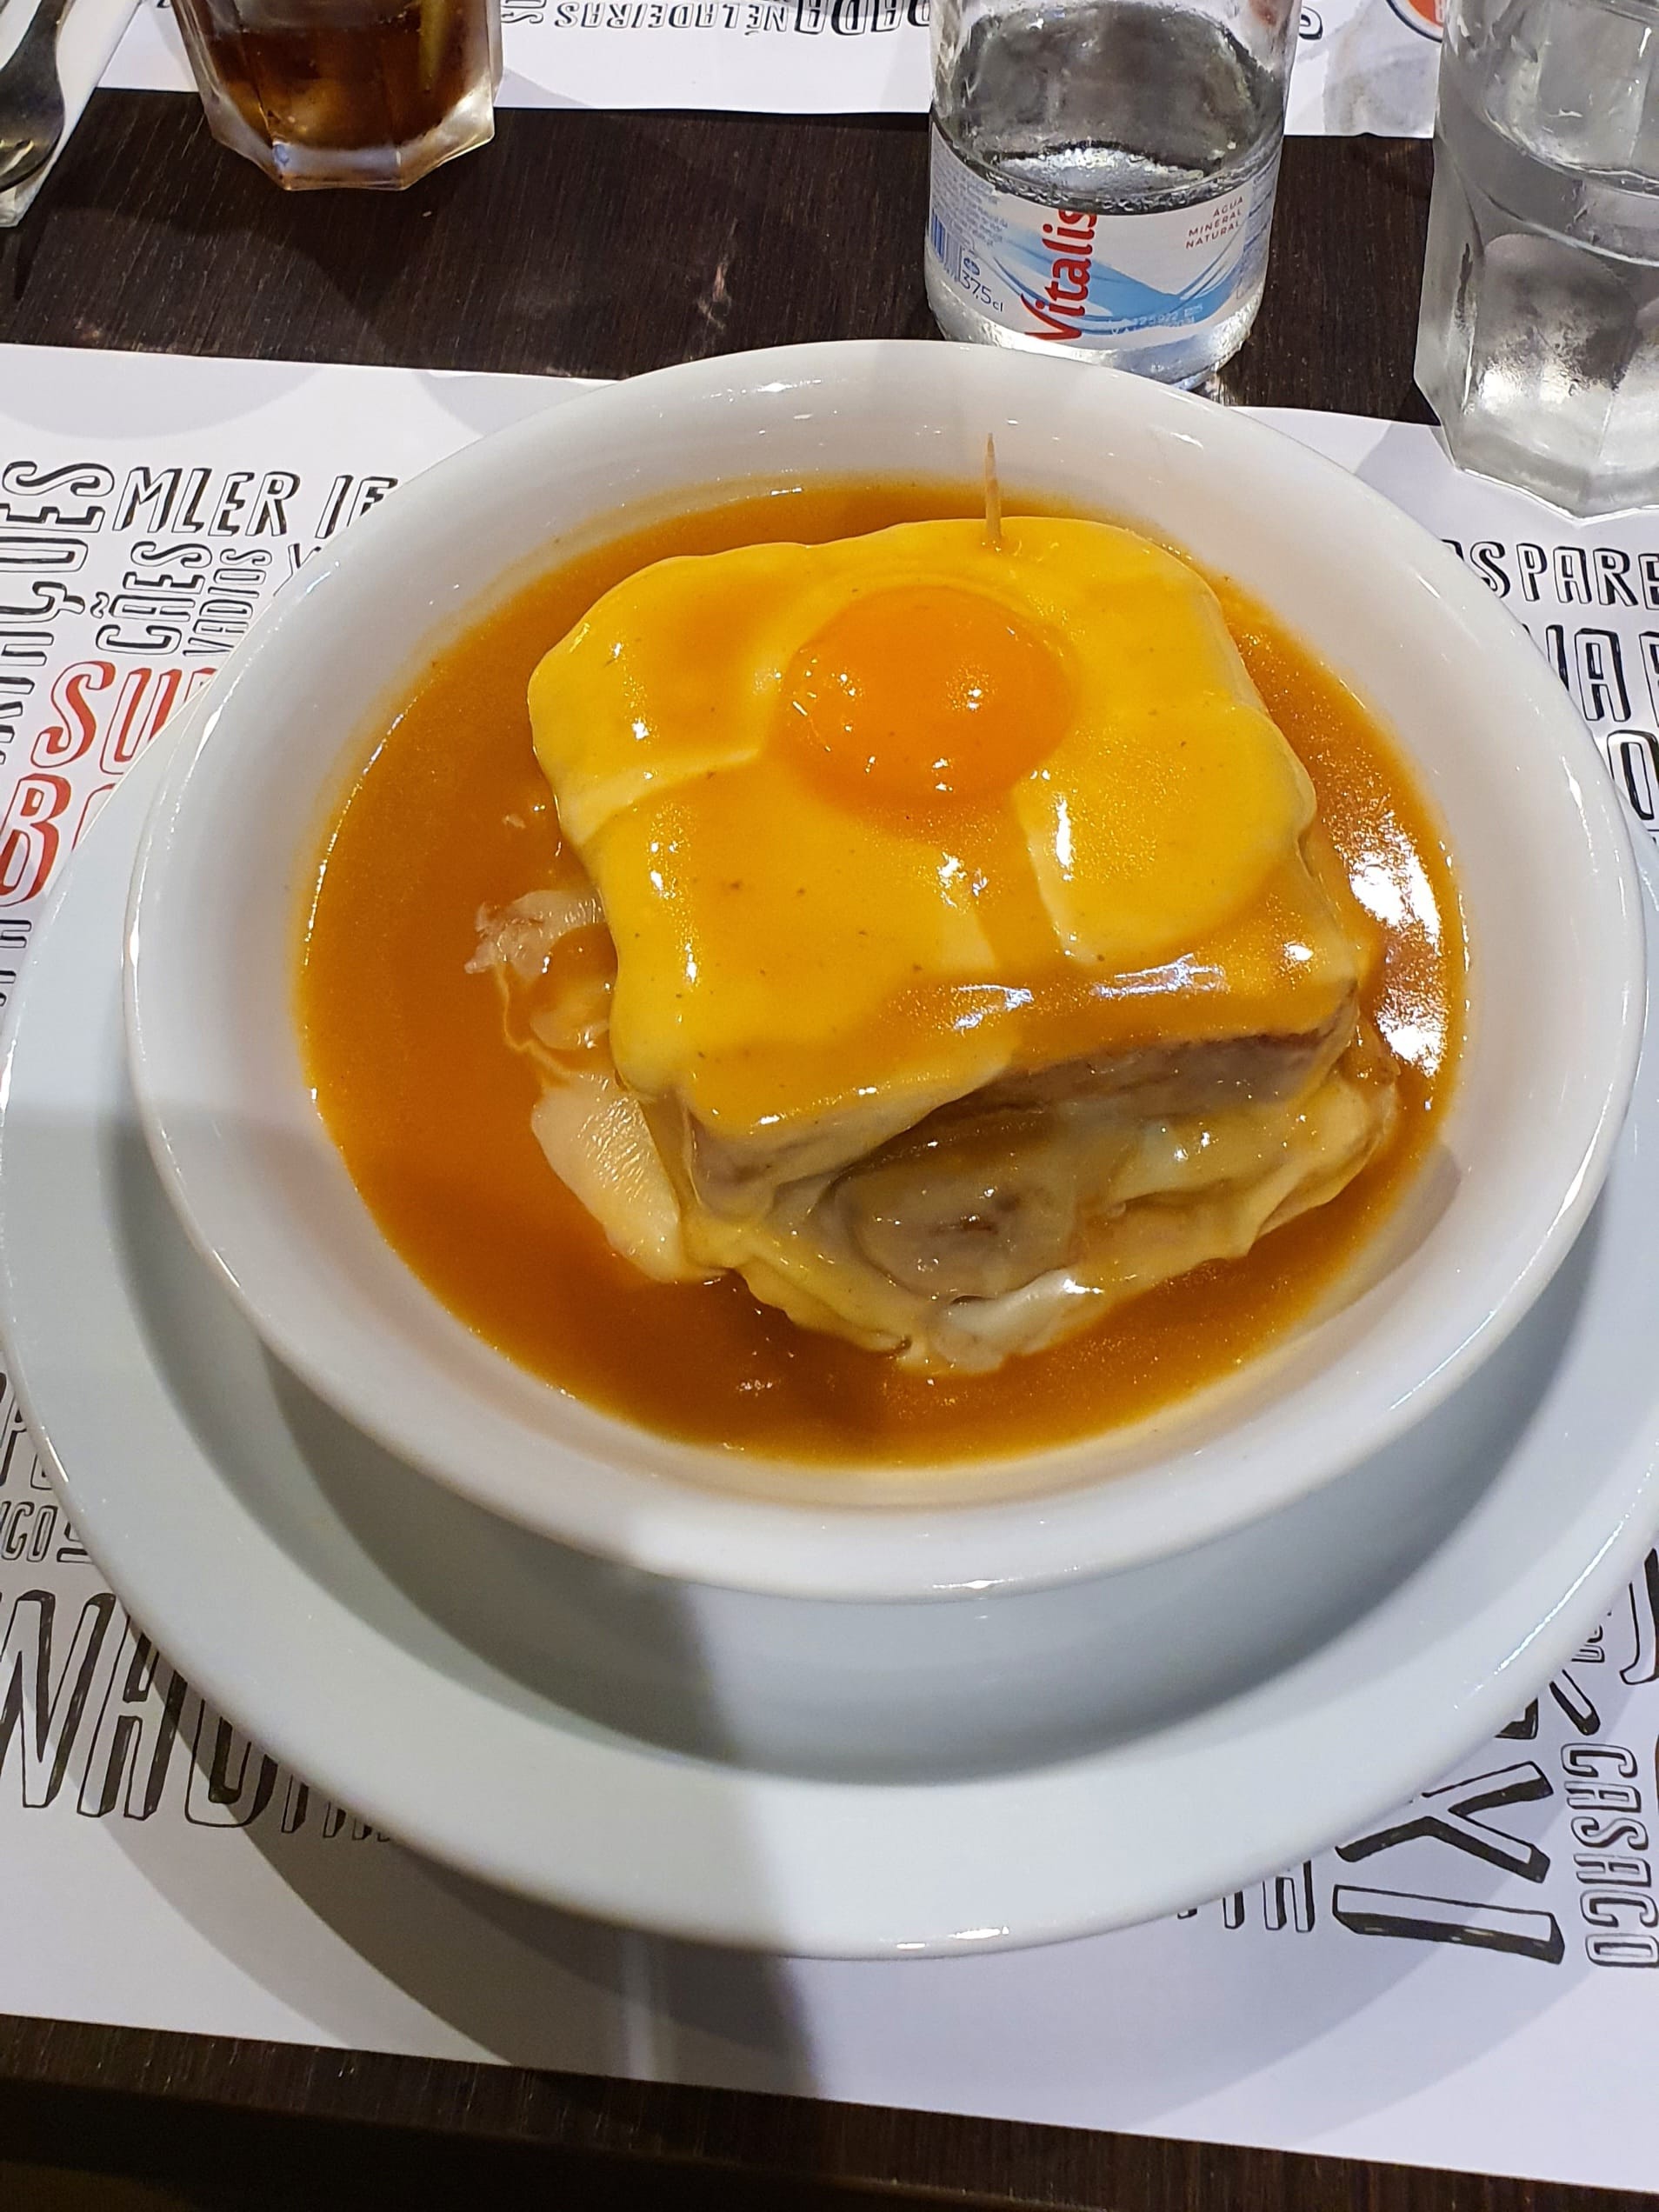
[{"x1": 983, "y1": 433, "x2": 1003, "y2": 552}]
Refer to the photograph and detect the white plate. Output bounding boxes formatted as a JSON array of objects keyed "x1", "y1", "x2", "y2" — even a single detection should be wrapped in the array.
[{"x1": 5, "y1": 736, "x2": 1659, "y2": 1957}]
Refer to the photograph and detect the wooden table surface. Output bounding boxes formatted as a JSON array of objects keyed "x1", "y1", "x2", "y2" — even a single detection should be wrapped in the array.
[{"x1": 0, "y1": 91, "x2": 1636, "y2": 2212}]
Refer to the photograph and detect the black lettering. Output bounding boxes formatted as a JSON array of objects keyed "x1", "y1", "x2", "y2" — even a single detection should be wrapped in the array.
[
  {"x1": 177, "y1": 468, "x2": 215, "y2": 533},
  {"x1": 77, "y1": 1622, "x2": 189, "y2": 1820},
  {"x1": 1337, "y1": 1761, "x2": 1554, "y2": 1882},
  {"x1": 1567, "y1": 1782, "x2": 1642, "y2": 1812},
  {"x1": 1264, "y1": 1862, "x2": 1315, "y2": 1932},
  {"x1": 1572, "y1": 1816, "x2": 1649, "y2": 1851},
  {"x1": 1584, "y1": 1890, "x2": 1659, "y2": 1930},
  {"x1": 316, "y1": 476, "x2": 353, "y2": 539},
  {"x1": 1622, "y1": 1551, "x2": 1659, "y2": 1684},
  {"x1": 1555, "y1": 547, "x2": 1593, "y2": 603},
  {"x1": 184, "y1": 1708, "x2": 277, "y2": 1829},
  {"x1": 115, "y1": 468, "x2": 181, "y2": 532},
  {"x1": 250, "y1": 472, "x2": 298, "y2": 537},
  {"x1": 1607, "y1": 731, "x2": 1659, "y2": 826},
  {"x1": 1562, "y1": 1742, "x2": 1639, "y2": 1778},
  {"x1": 348, "y1": 476, "x2": 396, "y2": 527},
  {"x1": 1469, "y1": 541, "x2": 1511, "y2": 597},
  {"x1": 1574, "y1": 630, "x2": 1631, "y2": 725},
  {"x1": 1595, "y1": 547, "x2": 1639, "y2": 606},
  {"x1": 128, "y1": 541, "x2": 211, "y2": 590},
  {"x1": 0, "y1": 534, "x2": 85, "y2": 573},
  {"x1": 0, "y1": 1589, "x2": 117, "y2": 1807},
  {"x1": 0, "y1": 461, "x2": 114, "y2": 530},
  {"x1": 1589, "y1": 1933, "x2": 1659, "y2": 1965},
  {"x1": 1332, "y1": 1884, "x2": 1564, "y2": 1962},
  {"x1": 211, "y1": 472, "x2": 255, "y2": 537},
  {"x1": 1549, "y1": 1671, "x2": 1602, "y2": 1736},
  {"x1": 1575, "y1": 1855, "x2": 1651, "y2": 1885}
]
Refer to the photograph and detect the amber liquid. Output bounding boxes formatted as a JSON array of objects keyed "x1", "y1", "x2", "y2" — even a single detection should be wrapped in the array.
[
  {"x1": 174, "y1": 0, "x2": 496, "y2": 183},
  {"x1": 300, "y1": 481, "x2": 1466, "y2": 1468}
]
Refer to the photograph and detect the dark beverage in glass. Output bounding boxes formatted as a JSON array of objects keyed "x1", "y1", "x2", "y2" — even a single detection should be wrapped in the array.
[{"x1": 171, "y1": 0, "x2": 500, "y2": 189}]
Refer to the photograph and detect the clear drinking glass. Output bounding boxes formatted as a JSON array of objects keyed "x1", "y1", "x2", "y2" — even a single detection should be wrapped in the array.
[
  {"x1": 1416, "y1": 0, "x2": 1659, "y2": 516},
  {"x1": 170, "y1": 0, "x2": 502, "y2": 190}
]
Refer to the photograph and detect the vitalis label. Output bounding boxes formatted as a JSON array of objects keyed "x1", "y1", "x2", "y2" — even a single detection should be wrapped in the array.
[{"x1": 926, "y1": 125, "x2": 1279, "y2": 347}]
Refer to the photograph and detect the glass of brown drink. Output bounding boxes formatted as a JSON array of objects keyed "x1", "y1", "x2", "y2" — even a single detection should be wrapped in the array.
[{"x1": 170, "y1": 0, "x2": 501, "y2": 189}]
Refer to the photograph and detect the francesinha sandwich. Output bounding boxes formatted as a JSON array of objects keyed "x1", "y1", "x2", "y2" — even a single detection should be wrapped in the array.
[{"x1": 471, "y1": 515, "x2": 1399, "y2": 1375}]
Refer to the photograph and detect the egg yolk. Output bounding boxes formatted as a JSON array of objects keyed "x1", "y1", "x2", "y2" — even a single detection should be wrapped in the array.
[{"x1": 785, "y1": 583, "x2": 1071, "y2": 807}]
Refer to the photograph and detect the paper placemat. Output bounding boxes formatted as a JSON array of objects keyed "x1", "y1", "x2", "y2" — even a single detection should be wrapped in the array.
[
  {"x1": 2, "y1": 341, "x2": 1656, "y2": 2195},
  {"x1": 99, "y1": 0, "x2": 1440, "y2": 135}
]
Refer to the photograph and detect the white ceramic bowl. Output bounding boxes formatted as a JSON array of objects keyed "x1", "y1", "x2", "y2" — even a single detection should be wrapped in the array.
[{"x1": 125, "y1": 341, "x2": 1644, "y2": 1602}]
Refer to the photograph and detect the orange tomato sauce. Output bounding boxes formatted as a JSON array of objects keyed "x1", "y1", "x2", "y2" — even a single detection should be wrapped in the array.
[{"x1": 299, "y1": 481, "x2": 1465, "y2": 1465}]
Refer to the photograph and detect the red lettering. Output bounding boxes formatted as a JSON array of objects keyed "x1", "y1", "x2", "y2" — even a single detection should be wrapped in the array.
[
  {"x1": 101, "y1": 666, "x2": 185, "y2": 773},
  {"x1": 32, "y1": 660, "x2": 114, "y2": 767},
  {"x1": 1020, "y1": 294, "x2": 1083, "y2": 340},
  {"x1": 0, "y1": 775, "x2": 72, "y2": 903},
  {"x1": 1023, "y1": 215, "x2": 1096, "y2": 341}
]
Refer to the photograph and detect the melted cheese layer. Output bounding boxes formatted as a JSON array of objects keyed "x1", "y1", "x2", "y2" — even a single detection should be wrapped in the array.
[{"x1": 530, "y1": 516, "x2": 1369, "y2": 1142}]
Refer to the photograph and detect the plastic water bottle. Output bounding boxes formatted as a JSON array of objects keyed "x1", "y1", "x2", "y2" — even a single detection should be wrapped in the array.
[{"x1": 925, "y1": 0, "x2": 1301, "y2": 386}]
